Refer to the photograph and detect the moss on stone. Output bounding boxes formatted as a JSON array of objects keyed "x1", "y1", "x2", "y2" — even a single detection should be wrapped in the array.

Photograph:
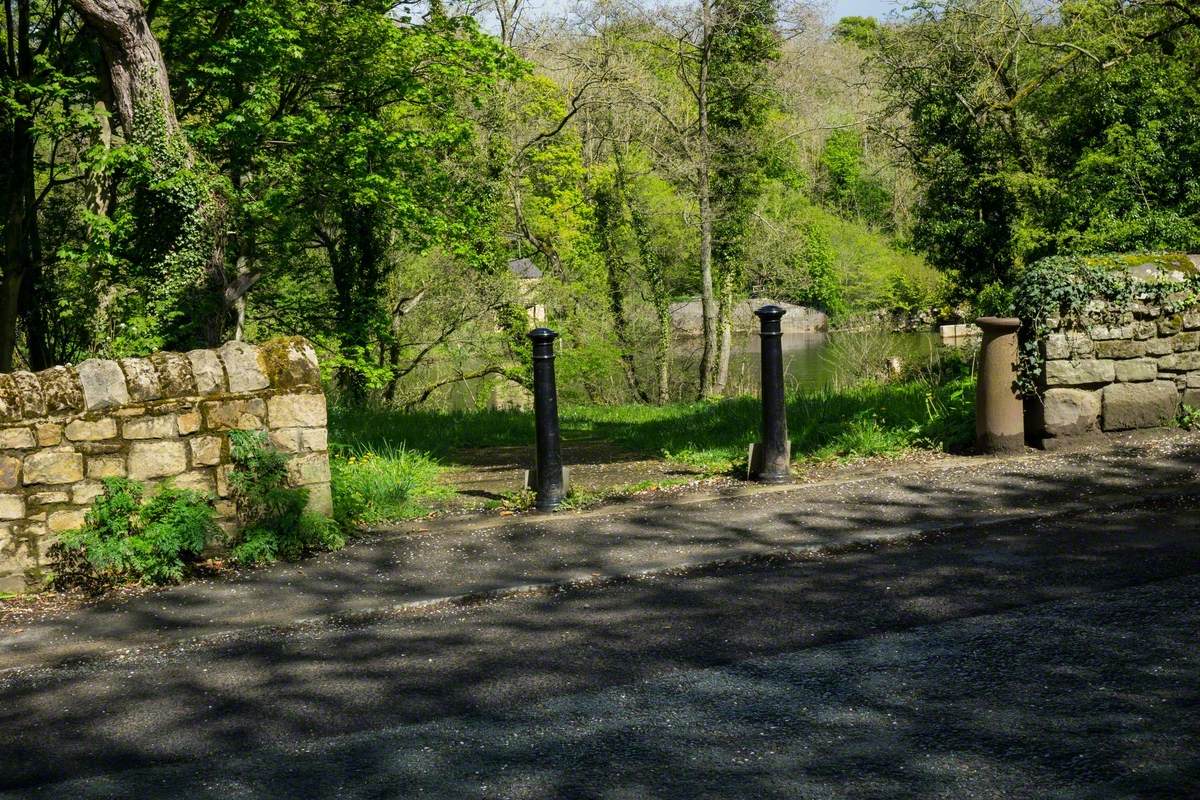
[{"x1": 259, "y1": 336, "x2": 320, "y2": 390}]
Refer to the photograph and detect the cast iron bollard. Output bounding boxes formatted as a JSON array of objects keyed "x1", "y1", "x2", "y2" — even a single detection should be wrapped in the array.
[
  {"x1": 751, "y1": 305, "x2": 792, "y2": 484},
  {"x1": 528, "y1": 327, "x2": 566, "y2": 510},
  {"x1": 975, "y1": 316, "x2": 1025, "y2": 454}
]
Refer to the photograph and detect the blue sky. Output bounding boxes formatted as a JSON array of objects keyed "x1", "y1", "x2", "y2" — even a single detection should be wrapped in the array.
[{"x1": 828, "y1": 0, "x2": 901, "y2": 20}]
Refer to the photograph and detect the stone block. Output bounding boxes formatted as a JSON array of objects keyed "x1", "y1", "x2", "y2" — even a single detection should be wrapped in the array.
[
  {"x1": 1114, "y1": 358, "x2": 1157, "y2": 383},
  {"x1": 1132, "y1": 321, "x2": 1157, "y2": 340},
  {"x1": 269, "y1": 429, "x2": 301, "y2": 453},
  {"x1": 187, "y1": 349, "x2": 227, "y2": 395},
  {"x1": 48, "y1": 508, "x2": 87, "y2": 533},
  {"x1": 177, "y1": 410, "x2": 202, "y2": 435},
  {"x1": 1183, "y1": 311, "x2": 1200, "y2": 330},
  {"x1": 1157, "y1": 352, "x2": 1200, "y2": 372},
  {"x1": 1067, "y1": 333, "x2": 1094, "y2": 357},
  {"x1": 23, "y1": 449, "x2": 84, "y2": 485},
  {"x1": 203, "y1": 398, "x2": 266, "y2": 431},
  {"x1": 1184, "y1": 389, "x2": 1200, "y2": 409},
  {"x1": 128, "y1": 441, "x2": 187, "y2": 480},
  {"x1": 65, "y1": 418, "x2": 118, "y2": 442},
  {"x1": 0, "y1": 375, "x2": 21, "y2": 423},
  {"x1": 1040, "y1": 389, "x2": 1101, "y2": 437},
  {"x1": 1087, "y1": 324, "x2": 1133, "y2": 341},
  {"x1": 259, "y1": 337, "x2": 321, "y2": 389},
  {"x1": 149, "y1": 352, "x2": 196, "y2": 397},
  {"x1": 218, "y1": 341, "x2": 269, "y2": 393},
  {"x1": 306, "y1": 482, "x2": 333, "y2": 516},
  {"x1": 77, "y1": 359, "x2": 130, "y2": 410},
  {"x1": 1146, "y1": 337, "x2": 1174, "y2": 356},
  {"x1": 189, "y1": 435, "x2": 223, "y2": 466},
  {"x1": 215, "y1": 464, "x2": 232, "y2": 498},
  {"x1": 11, "y1": 371, "x2": 45, "y2": 420},
  {"x1": 35, "y1": 422, "x2": 62, "y2": 446},
  {"x1": 268, "y1": 393, "x2": 326, "y2": 429},
  {"x1": 286, "y1": 453, "x2": 331, "y2": 486},
  {"x1": 0, "y1": 427, "x2": 35, "y2": 449},
  {"x1": 73, "y1": 481, "x2": 105, "y2": 504},
  {"x1": 0, "y1": 494, "x2": 25, "y2": 520},
  {"x1": 38, "y1": 366, "x2": 84, "y2": 415},
  {"x1": 87, "y1": 455, "x2": 126, "y2": 479},
  {"x1": 1042, "y1": 334, "x2": 1069, "y2": 361},
  {"x1": 119, "y1": 358, "x2": 162, "y2": 402},
  {"x1": 171, "y1": 471, "x2": 215, "y2": 495},
  {"x1": 1044, "y1": 359, "x2": 1115, "y2": 387},
  {"x1": 1102, "y1": 381, "x2": 1180, "y2": 431},
  {"x1": 300, "y1": 428, "x2": 327, "y2": 452},
  {"x1": 0, "y1": 455, "x2": 19, "y2": 490},
  {"x1": 1093, "y1": 339, "x2": 1146, "y2": 359},
  {"x1": 1189, "y1": 372, "x2": 1200, "y2": 389},
  {"x1": 123, "y1": 414, "x2": 178, "y2": 439},
  {"x1": 30, "y1": 491, "x2": 70, "y2": 505},
  {"x1": 1173, "y1": 332, "x2": 1199, "y2": 352},
  {"x1": 1158, "y1": 314, "x2": 1184, "y2": 336}
]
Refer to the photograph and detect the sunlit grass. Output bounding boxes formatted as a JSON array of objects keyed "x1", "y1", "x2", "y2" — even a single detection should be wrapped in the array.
[{"x1": 329, "y1": 373, "x2": 976, "y2": 477}]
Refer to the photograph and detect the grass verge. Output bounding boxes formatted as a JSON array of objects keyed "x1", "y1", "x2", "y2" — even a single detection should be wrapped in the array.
[{"x1": 330, "y1": 373, "x2": 976, "y2": 480}]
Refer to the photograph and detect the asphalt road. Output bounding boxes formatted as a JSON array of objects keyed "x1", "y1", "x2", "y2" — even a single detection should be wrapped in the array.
[{"x1": 2, "y1": 493, "x2": 1199, "y2": 798}]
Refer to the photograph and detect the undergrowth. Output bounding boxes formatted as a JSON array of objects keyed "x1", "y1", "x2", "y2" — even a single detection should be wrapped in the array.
[
  {"x1": 49, "y1": 477, "x2": 220, "y2": 593},
  {"x1": 227, "y1": 430, "x2": 344, "y2": 565}
]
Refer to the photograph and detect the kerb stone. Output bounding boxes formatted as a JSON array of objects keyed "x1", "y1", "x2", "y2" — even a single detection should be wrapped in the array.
[{"x1": 1102, "y1": 381, "x2": 1180, "y2": 431}]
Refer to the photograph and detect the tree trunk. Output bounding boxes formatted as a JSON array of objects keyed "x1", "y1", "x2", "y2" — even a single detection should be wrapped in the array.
[
  {"x1": 1, "y1": 1, "x2": 35, "y2": 372},
  {"x1": 696, "y1": 0, "x2": 718, "y2": 399},
  {"x1": 69, "y1": 0, "x2": 219, "y2": 351},
  {"x1": 713, "y1": 271, "x2": 733, "y2": 396}
]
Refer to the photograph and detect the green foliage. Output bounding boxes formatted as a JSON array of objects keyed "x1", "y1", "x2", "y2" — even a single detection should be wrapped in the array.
[
  {"x1": 227, "y1": 430, "x2": 344, "y2": 565},
  {"x1": 974, "y1": 281, "x2": 1015, "y2": 317},
  {"x1": 819, "y1": 130, "x2": 893, "y2": 230},
  {"x1": 879, "y1": 0, "x2": 1200, "y2": 295},
  {"x1": 790, "y1": 224, "x2": 846, "y2": 315},
  {"x1": 329, "y1": 442, "x2": 450, "y2": 525},
  {"x1": 832, "y1": 16, "x2": 882, "y2": 49},
  {"x1": 49, "y1": 478, "x2": 220, "y2": 593},
  {"x1": 1178, "y1": 405, "x2": 1200, "y2": 432}
]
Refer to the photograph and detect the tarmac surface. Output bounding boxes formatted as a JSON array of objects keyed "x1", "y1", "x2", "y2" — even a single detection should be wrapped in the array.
[{"x1": 1, "y1": 431, "x2": 1199, "y2": 797}]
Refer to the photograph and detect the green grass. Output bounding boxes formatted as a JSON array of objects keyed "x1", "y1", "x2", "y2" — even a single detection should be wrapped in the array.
[
  {"x1": 329, "y1": 374, "x2": 976, "y2": 477},
  {"x1": 329, "y1": 442, "x2": 454, "y2": 525}
]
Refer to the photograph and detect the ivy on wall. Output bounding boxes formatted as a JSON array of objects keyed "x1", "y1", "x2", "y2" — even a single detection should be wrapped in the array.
[{"x1": 1011, "y1": 253, "x2": 1200, "y2": 397}]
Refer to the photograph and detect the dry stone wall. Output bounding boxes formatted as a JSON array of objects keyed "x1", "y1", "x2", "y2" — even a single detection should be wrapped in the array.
[
  {"x1": 0, "y1": 337, "x2": 330, "y2": 593},
  {"x1": 1030, "y1": 301, "x2": 1200, "y2": 447}
]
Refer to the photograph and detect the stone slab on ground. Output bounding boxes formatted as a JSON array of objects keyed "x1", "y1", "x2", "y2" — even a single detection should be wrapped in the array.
[{"x1": 2, "y1": 429, "x2": 1199, "y2": 671}]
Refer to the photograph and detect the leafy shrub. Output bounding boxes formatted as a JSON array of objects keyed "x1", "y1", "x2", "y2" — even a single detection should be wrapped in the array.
[
  {"x1": 974, "y1": 281, "x2": 1015, "y2": 317},
  {"x1": 330, "y1": 442, "x2": 448, "y2": 525},
  {"x1": 227, "y1": 430, "x2": 344, "y2": 565},
  {"x1": 1179, "y1": 405, "x2": 1200, "y2": 432},
  {"x1": 50, "y1": 477, "x2": 219, "y2": 593}
]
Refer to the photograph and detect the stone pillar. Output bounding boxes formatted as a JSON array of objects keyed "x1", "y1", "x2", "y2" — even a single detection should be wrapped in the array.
[{"x1": 975, "y1": 317, "x2": 1025, "y2": 454}]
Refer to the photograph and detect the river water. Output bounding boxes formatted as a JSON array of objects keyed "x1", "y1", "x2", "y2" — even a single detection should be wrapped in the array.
[{"x1": 665, "y1": 331, "x2": 942, "y2": 397}]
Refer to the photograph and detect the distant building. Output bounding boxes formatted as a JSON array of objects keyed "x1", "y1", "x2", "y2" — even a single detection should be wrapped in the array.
[{"x1": 508, "y1": 258, "x2": 545, "y2": 324}]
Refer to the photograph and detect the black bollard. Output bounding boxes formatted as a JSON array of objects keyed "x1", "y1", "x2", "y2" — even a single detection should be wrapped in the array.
[
  {"x1": 528, "y1": 327, "x2": 566, "y2": 510},
  {"x1": 752, "y1": 305, "x2": 792, "y2": 484}
]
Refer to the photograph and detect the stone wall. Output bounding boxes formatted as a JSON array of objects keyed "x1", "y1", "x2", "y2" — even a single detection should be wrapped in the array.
[
  {"x1": 0, "y1": 337, "x2": 330, "y2": 593},
  {"x1": 1029, "y1": 301, "x2": 1200, "y2": 447}
]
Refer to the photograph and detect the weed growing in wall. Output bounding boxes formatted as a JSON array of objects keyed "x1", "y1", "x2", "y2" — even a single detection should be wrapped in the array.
[
  {"x1": 227, "y1": 430, "x2": 344, "y2": 565},
  {"x1": 50, "y1": 477, "x2": 220, "y2": 593}
]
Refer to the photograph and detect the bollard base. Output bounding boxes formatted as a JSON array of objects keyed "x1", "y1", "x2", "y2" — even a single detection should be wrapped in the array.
[
  {"x1": 747, "y1": 441, "x2": 793, "y2": 484},
  {"x1": 976, "y1": 432, "x2": 1026, "y2": 455},
  {"x1": 523, "y1": 467, "x2": 571, "y2": 511}
]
